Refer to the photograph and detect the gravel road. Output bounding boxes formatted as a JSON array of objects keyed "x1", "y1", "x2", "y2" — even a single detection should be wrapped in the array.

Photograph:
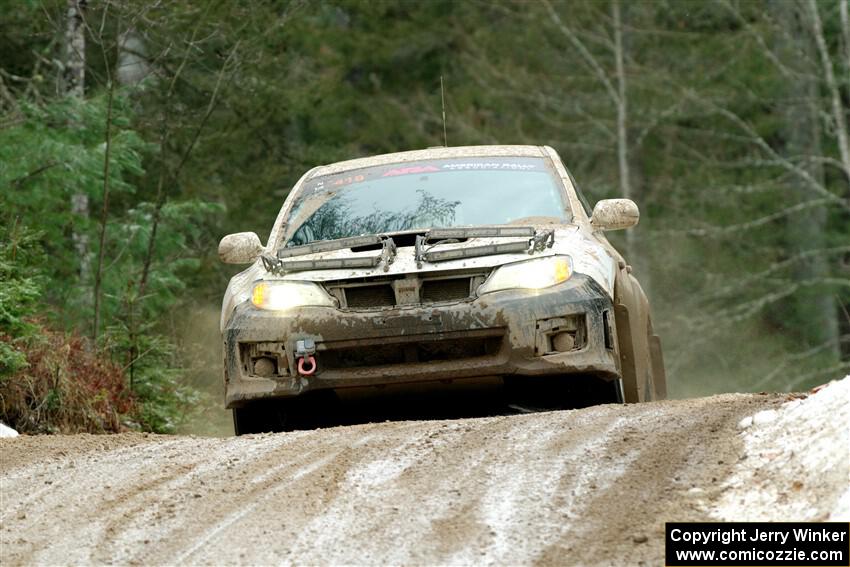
[{"x1": 1, "y1": 379, "x2": 847, "y2": 566}]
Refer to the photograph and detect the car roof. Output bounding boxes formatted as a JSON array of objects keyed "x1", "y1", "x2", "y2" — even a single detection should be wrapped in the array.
[{"x1": 308, "y1": 145, "x2": 549, "y2": 178}]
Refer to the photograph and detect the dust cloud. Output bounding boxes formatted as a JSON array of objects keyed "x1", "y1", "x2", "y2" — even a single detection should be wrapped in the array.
[{"x1": 174, "y1": 303, "x2": 233, "y2": 436}]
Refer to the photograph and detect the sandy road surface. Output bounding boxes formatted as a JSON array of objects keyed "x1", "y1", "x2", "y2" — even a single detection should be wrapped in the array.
[{"x1": 1, "y1": 380, "x2": 848, "y2": 566}]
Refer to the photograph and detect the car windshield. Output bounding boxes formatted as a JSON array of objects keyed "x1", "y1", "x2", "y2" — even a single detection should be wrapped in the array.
[{"x1": 283, "y1": 156, "x2": 570, "y2": 246}]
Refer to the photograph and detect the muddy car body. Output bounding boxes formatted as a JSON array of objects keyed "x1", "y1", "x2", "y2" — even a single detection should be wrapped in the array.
[{"x1": 219, "y1": 145, "x2": 666, "y2": 433}]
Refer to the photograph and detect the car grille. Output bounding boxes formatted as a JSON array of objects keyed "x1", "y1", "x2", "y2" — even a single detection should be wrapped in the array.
[
  {"x1": 327, "y1": 271, "x2": 488, "y2": 310},
  {"x1": 344, "y1": 284, "x2": 396, "y2": 309},
  {"x1": 420, "y1": 278, "x2": 471, "y2": 303},
  {"x1": 320, "y1": 334, "x2": 504, "y2": 369}
]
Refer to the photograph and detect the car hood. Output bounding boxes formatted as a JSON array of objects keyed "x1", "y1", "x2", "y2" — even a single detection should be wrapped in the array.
[{"x1": 221, "y1": 225, "x2": 617, "y2": 331}]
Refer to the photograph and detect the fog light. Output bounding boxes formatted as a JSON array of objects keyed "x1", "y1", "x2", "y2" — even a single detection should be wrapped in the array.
[
  {"x1": 253, "y1": 357, "x2": 276, "y2": 377},
  {"x1": 551, "y1": 332, "x2": 576, "y2": 352}
]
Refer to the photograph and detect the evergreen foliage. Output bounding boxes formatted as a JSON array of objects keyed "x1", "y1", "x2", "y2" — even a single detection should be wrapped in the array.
[
  {"x1": 0, "y1": 222, "x2": 44, "y2": 376},
  {"x1": 0, "y1": 0, "x2": 847, "y2": 433}
]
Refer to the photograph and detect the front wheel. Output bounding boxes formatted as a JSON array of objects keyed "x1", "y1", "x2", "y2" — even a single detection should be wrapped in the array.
[
  {"x1": 232, "y1": 391, "x2": 340, "y2": 435},
  {"x1": 648, "y1": 319, "x2": 667, "y2": 400},
  {"x1": 232, "y1": 400, "x2": 287, "y2": 435},
  {"x1": 503, "y1": 375, "x2": 621, "y2": 411}
]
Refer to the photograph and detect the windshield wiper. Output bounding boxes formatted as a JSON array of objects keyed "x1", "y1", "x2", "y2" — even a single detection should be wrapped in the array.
[{"x1": 415, "y1": 227, "x2": 555, "y2": 266}]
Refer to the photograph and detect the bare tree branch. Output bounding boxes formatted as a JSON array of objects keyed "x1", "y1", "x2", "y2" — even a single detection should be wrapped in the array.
[
  {"x1": 666, "y1": 197, "x2": 834, "y2": 237},
  {"x1": 786, "y1": 361, "x2": 850, "y2": 390},
  {"x1": 718, "y1": 0, "x2": 793, "y2": 78},
  {"x1": 840, "y1": 0, "x2": 850, "y2": 89},
  {"x1": 739, "y1": 278, "x2": 849, "y2": 319},
  {"x1": 683, "y1": 90, "x2": 850, "y2": 211},
  {"x1": 8, "y1": 162, "x2": 60, "y2": 188},
  {"x1": 92, "y1": 20, "x2": 117, "y2": 341},
  {"x1": 0, "y1": 73, "x2": 18, "y2": 110},
  {"x1": 806, "y1": 0, "x2": 850, "y2": 190},
  {"x1": 540, "y1": 0, "x2": 619, "y2": 105},
  {"x1": 750, "y1": 333, "x2": 850, "y2": 391},
  {"x1": 138, "y1": 40, "x2": 240, "y2": 298},
  {"x1": 707, "y1": 245, "x2": 850, "y2": 299}
]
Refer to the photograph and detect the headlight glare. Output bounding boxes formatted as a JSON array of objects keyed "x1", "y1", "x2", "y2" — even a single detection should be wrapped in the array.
[
  {"x1": 478, "y1": 255, "x2": 573, "y2": 294},
  {"x1": 250, "y1": 280, "x2": 335, "y2": 311}
]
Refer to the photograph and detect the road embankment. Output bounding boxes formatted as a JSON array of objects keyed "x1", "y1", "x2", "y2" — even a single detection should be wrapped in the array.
[{"x1": 1, "y1": 378, "x2": 847, "y2": 566}]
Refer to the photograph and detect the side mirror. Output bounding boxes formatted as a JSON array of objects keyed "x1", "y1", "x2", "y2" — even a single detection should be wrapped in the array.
[
  {"x1": 590, "y1": 199, "x2": 639, "y2": 231},
  {"x1": 218, "y1": 232, "x2": 264, "y2": 264}
]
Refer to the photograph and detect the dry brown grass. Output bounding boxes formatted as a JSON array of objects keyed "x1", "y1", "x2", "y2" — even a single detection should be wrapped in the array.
[{"x1": 0, "y1": 325, "x2": 136, "y2": 434}]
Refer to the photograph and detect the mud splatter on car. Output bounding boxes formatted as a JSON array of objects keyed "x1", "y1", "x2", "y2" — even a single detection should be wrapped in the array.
[{"x1": 217, "y1": 145, "x2": 665, "y2": 434}]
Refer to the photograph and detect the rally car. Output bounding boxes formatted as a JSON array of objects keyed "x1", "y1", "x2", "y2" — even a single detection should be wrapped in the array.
[{"x1": 219, "y1": 145, "x2": 666, "y2": 434}]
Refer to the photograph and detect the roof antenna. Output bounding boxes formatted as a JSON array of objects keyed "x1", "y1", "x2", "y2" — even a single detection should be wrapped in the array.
[{"x1": 440, "y1": 75, "x2": 448, "y2": 147}]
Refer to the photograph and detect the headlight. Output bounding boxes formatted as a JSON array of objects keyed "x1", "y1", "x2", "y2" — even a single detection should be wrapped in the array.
[
  {"x1": 477, "y1": 255, "x2": 572, "y2": 294},
  {"x1": 251, "y1": 280, "x2": 335, "y2": 311}
]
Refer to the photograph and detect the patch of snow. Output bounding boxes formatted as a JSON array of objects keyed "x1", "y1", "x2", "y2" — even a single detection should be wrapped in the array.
[
  {"x1": 449, "y1": 416, "x2": 641, "y2": 566},
  {"x1": 282, "y1": 421, "x2": 472, "y2": 566},
  {"x1": 343, "y1": 427, "x2": 454, "y2": 490},
  {"x1": 345, "y1": 456, "x2": 416, "y2": 488},
  {"x1": 0, "y1": 422, "x2": 19, "y2": 438},
  {"x1": 751, "y1": 409, "x2": 778, "y2": 425},
  {"x1": 711, "y1": 376, "x2": 850, "y2": 521},
  {"x1": 830, "y1": 487, "x2": 850, "y2": 521}
]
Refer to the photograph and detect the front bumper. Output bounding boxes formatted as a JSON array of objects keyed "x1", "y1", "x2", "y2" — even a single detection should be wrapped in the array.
[{"x1": 223, "y1": 274, "x2": 619, "y2": 408}]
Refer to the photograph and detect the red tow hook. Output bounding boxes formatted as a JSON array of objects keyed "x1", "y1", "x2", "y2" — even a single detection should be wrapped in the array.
[
  {"x1": 295, "y1": 339, "x2": 317, "y2": 376},
  {"x1": 297, "y1": 355, "x2": 317, "y2": 376}
]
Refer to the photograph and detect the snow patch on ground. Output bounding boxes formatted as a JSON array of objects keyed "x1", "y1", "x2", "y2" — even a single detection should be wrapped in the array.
[
  {"x1": 711, "y1": 376, "x2": 850, "y2": 521},
  {"x1": 0, "y1": 422, "x2": 18, "y2": 437},
  {"x1": 445, "y1": 415, "x2": 642, "y2": 566}
]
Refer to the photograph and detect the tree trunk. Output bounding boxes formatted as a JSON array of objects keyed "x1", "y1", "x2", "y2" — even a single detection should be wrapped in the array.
[
  {"x1": 806, "y1": 0, "x2": 850, "y2": 191},
  {"x1": 117, "y1": 31, "x2": 151, "y2": 87},
  {"x1": 65, "y1": 0, "x2": 90, "y2": 283},
  {"x1": 613, "y1": 0, "x2": 630, "y2": 208},
  {"x1": 92, "y1": 80, "x2": 115, "y2": 341},
  {"x1": 64, "y1": 0, "x2": 86, "y2": 97},
  {"x1": 612, "y1": 0, "x2": 651, "y2": 296},
  {"x1": 775, "y1": 0, "x2": 841, "y2": 361}
]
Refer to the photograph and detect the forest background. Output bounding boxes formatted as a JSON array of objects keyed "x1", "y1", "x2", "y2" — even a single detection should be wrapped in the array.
[{"x1": 1, "y1": 0, "x2": 848, "y2": 435}]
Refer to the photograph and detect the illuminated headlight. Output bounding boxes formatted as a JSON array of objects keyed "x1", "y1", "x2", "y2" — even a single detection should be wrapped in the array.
[
  {"x1": 251, "y1": 281, "x2": 335, "y2": 311},
  {"x1": 478, "y1": 255, "x2": 573, "y2": 295}
]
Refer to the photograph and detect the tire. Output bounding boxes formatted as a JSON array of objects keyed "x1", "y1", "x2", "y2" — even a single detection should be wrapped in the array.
[
  {"x1": 614, "y1": 302, "x2": 642, "y2": 402},
  {"x1": 232, "y1": 400, "x2": 286, "y2": 435},
  {"x1": 504, "y1": 374, "x2": 620, "y2": 410},
  {"x1": 232, "y1": 391, "x2": 340, "y2": 435},
  {"x1": 648, "y1": 318, "x2": 668, "y2": 400},
  {"x1": 569, "y1": 375, "x2": 622, "y2": 407}
]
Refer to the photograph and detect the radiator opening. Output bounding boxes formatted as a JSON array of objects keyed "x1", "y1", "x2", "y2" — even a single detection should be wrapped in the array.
[
  {"x1": 321, "y1": 335, "x2": 503, "y2": 369},
  {"x1": 420, "y1": 278, "x2": 472, "y2": 303},
  {"x1": 344, "y1": 284, "x2": 395, "y2": 308}
]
